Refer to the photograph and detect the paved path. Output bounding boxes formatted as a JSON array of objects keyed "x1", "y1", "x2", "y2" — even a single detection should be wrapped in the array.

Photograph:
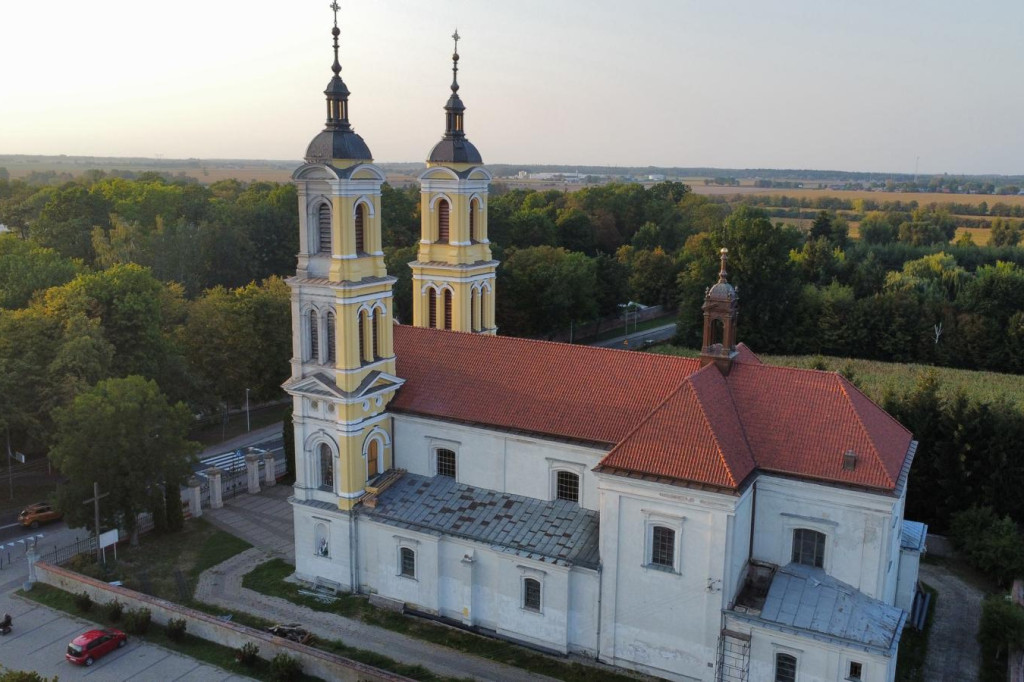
[
  {"x1": 919, "y1": 562, "x2": 984, "y2": 682},
  {"x1": 202, "y1": 485, "x2": 295, "y2": 563},
  {"x1": 195, "y1": 547, "x2": 556, "y2": 682},
  {"x1": 0, "y1": 590, "x2": 252, "y2": 681}
]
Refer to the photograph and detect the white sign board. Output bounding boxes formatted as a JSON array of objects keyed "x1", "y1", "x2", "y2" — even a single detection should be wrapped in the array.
[{"x1": 99, "y1": 529, "x2": 119, "y2": 549}]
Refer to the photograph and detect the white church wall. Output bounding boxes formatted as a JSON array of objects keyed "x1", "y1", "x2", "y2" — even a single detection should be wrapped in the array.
[
  {"x1": 738, "y1": 620, "x2": 897, "y2": 682},
  {"x1": 393, "y1": 414, "x2": 606, "y2": 510},
  {"x1": 567, "y1": 567, "x2": 600, "y2": 656},
  {"x1": 751, "y1": 476, "x2": 900, "y2": 601},
  {"x1": 356, "y1": 520, "x2": 440, "y2": 612},
  {"x1": 291, "y1": 503, "x2": 354, "y2": 590},
  {"x1": 724, "y1": 485, "x2": 754, "y2": 607},
  {"x1": 597, "y1": 473, "x2": 738, "y2": 681}
]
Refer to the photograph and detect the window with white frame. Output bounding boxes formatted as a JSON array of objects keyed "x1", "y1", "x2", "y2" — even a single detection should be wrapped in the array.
[
  {"x1": 555, "y1": 470, "x2": 579, "y2": 503},
  {"x1": 436, "y1": 448, "x2": 456, "y2": 478},
  {"x1": 399, "y1": 547, "x2": 416, "y2": 578},
  {"x1": 775, "y1": 653, "x2": 797, "y2": 682},
  {"x1": 792, "y1": 528, "x2": 826, "y2": 568},
  {"x1": 523, "y1": 577, "x2": 541, "y2": 612},
  {"x1": 650, "y1": 525, "x2": 675, "y2": 569}
]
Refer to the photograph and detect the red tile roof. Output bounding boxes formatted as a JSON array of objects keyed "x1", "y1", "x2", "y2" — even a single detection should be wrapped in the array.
[{"x1": 391, "y1": 326, "x2": 914, "y2": 492}]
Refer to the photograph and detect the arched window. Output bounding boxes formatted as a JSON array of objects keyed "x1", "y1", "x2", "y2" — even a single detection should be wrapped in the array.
[
  {"x1": 428, "y1": 288, "x2": 438, "y2": 329},
  {"x1": 443, "y1": 289, "x2": 453, "y2": 330},
  {"x1": 315, "y1": 522, "x2": 329, "y2": 557},
  {"x1": 775, "y1": 653, "x2": 797, "y2": 682},
  {"x1": 326, "y1": 311, "x2": 336, "y2": 364},
  {"x1": 436, "y1": 449, "x2": 456, "y2": 478},
  {"x1": 318, "y1": 203, "x2": 332, "y2": 254},
  {"x1": 358, "y1": 311, "x2": 367, "y2": 364},
  {"x1": 650, "y1": 526, "x2": 675, "y2": 569},
  {"x1": 318, "y1": 443, "x2": 333, "y2": 491},
  {"x1": 354, "y1": 203, "x2": 366, "y2": 254},
  {"x1": 471, "y1": 288, "x2": 481, "y2": 332},
  {"x1": 371, "y1": 309, "x2": 379, "y2": 360},
  {"x1": 374, "y1": 310, "x2": 384, "y2": 359},
  {"x1": 400, "y1": 547, "x2": 416, "y2": 578},
  {"x1": 555, "y1": 471, "x2": 580, "y2": 503},
  {"x1": 792, "y1": 528, "x2": 826, "y2": 568},
  {"x1": 469, "y1": 198, "x2": 478, "y2": 242},
  {"x1": 523, "y1": 577, "x2": 541, "y2": 611},
  {"x1": 437, "y1": 199, "x2": 450, "y2": 243},
  {"x1": 309, "y1": 310, "x2": 319, "y2": 362},
  {"x1": 367, "y1": 438, "x2": 381, "y2": 479},
  {"x1": 711, "y1": 318, "x2": 725, "y2": 346}
]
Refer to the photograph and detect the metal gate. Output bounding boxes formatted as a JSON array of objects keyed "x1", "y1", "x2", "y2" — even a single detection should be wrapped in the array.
[
  {"x1": 222, "y1": 467, "x2": 247, "y2": 500},
  {"x1": 716, "y1": 629, "x2": 750, "y2": 682}
]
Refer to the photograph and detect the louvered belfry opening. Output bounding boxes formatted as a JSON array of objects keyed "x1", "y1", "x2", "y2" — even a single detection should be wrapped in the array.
[
  {"x1": 355, "y1": 203, "x2": 365, "y2": 254},
  {"x1": 318, "y1": 203, "x2": 332, "y2": 253},
  {"x1": 438, "y1": 199, "x2": 450, "y2": 243},
  {"x1": 443, "y1": 289, "x2": 453, "y2": 330}
]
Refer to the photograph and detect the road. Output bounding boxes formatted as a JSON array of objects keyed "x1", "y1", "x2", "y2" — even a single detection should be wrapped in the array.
[
  {"x1": 0, "y1": 521, "x2": 89, "y2": 593},
  {"x1": 595, "y1": 322, "x2": 677, "y2": 349}
]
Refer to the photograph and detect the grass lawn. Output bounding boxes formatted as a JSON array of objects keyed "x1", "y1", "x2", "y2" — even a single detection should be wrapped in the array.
[
  {"x1": 651, "y1": 345, "x2": 1024, "y2": 410},
  {"x1": 895, "y1": 583, "x2": 938, "y2": 682},
  {"x1": 243, "y1": 559, "x2": 639, "y2": 682},
  {"x1": 68, "y1": 519, "x2": 252, "y2": 603},
  {"x1": 20, "y1": 583, "x2": 318, "y2": 682}
]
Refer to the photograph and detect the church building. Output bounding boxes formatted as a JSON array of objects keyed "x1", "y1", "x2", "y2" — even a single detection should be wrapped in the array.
[{"x1": 284, "y1": 12, "x2": 925, "y2": 682}]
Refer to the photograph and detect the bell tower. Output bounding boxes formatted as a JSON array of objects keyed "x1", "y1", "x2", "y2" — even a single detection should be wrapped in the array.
[
  {"x1": 410, "y1": 31, "x2": 498, "y2": 334},
  {"x1": 700, "y1": 248, "x2": 740, "y2": 374},
  {"x1": 285, "y1": 3, "x2": 402, "y2": 512}
]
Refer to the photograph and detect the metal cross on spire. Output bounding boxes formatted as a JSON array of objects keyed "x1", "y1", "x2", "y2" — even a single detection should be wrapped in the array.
[
  {"x1": 450, "y1": 29, "x2": 461, "y2": 92},
  {"x1": 330, "y1": 1, "x2": 340, "y2": 27},
  {"x1": 452, "y1": 29, "x2": 460, "y2": 53},
  {"x1": 329, "y1": 1, "x2": 342, "y2": 76}
]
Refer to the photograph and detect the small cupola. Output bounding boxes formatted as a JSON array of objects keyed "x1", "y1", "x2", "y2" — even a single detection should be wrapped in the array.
[
  {"x1": 427, "y1": 30, "x2": 483, "y2": 166},
  {"x1": 304, "y1": 2, "x2": 373, "y2": 164},
  {"x1": 700, "y1": 248, "x2": 740, "y2": 374}
]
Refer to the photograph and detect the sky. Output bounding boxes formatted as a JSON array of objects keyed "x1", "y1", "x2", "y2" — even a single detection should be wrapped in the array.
[{"x1": 3, "y1": 1, "x2": 1023, "y2": 175}]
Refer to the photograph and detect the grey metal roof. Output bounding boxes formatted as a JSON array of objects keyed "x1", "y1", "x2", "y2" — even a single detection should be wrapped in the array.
[
  {"x1": 901, "y1": 520, "x2": 928, "y2": 552},
  {"x1": 427, "y1": 138, "x2": 482, "y2": 165},
  {"x1": 733, "y1": 563, "x2": 906, "y2": 655},
  {"x1": 305, "y1": 129, "x2": 373, "y2": 164},
  {"x1": 359, "y1": 474, "x2": 600, "y2": 569}
]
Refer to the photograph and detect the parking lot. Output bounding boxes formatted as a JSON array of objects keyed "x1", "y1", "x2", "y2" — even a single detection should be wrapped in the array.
[{"x1": 0, "y1": 591, "x2": 253, "y2": 681}]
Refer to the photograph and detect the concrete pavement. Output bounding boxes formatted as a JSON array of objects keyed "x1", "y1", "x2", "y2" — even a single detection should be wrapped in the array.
[{"x1": 918, "y1": 562, "x2": 984, "y2": 681}]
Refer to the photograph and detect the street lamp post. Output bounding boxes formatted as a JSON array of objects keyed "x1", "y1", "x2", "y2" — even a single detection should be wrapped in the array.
[{"x1": 245, "y1": 388, "x2": 251, "y2": 433}]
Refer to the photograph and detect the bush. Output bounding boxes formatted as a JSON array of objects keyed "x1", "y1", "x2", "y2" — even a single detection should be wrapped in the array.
[
  {"x1": 236, "y1": 641, "x2": 260, "y2": 667},
  {"x1": 73, "y1": 591, "x2": 92, "y2": 612},
  {"x1": 106, "y1": 598, "x2": 123, "y2": 621},
  {"x1": 270, "y1": 652, "x2": 302, "y2": 681},
  {"x1": 979, "y1": 595, "x2": 1024, "y2": 682},
  {"x1": 166, "y1": 617, "x2": 187, "y2": 642},
  {"x1": 0, "y1": 672, "x2": 60, "y2": 682},
  {"x1": 950, "y1": 506, "x2": 1024, "y2": 586},
  {"x1": 123, "y1": 607, "x2": 152, "y2": 634}
]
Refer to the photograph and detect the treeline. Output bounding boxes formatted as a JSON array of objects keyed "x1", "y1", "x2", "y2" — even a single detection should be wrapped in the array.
[{"x1": 741, "y1": 192, "x2": 1024, "y2": 218}]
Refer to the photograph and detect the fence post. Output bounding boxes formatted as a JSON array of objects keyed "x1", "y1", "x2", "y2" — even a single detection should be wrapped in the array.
[
  {"x1": 187, "y1": 476, "x2": 203, "y2": 518},
  {"x1": 206, "y1": 467, "x2": 224, "y2": 509},
  {"x1": 245, "y1": 453, "x2": 262, "y2": 495},
  {"x1": 262, "y1": 452, "x2": 277, "y2": 486}
]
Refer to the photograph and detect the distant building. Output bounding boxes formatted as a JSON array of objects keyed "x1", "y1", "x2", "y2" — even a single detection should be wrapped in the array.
[{"x1": 284, "y1": 12, "x2": 926, "y2": 682}]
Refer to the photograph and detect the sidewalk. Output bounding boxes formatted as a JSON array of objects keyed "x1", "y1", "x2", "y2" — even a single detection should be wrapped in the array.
[{"x1": 195, "y1": 548, "x2": 557, "y2": 682}]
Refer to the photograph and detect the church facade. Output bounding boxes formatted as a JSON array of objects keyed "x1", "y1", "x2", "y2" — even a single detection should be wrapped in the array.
[{"x1": 285, "y1": 14, "x2": 924, "y2": 682}]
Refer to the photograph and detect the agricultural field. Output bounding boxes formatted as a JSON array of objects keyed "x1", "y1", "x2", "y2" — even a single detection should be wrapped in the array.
[
  {"x1": 653, "y1": 345, "x2": 1024, "y2": 410},
  {"x1": 733, "y1": 187, "x2": 1024, "y2": 209}
]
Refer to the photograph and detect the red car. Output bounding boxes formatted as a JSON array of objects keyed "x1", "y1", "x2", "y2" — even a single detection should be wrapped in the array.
[{"x1": 66, "y1": 628, "x2": 127, "y2": 666}]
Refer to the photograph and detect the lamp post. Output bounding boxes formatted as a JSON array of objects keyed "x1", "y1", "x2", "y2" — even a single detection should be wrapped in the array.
[{"x1": 245, "y1": 388, "x2": 251, "y2": 433}]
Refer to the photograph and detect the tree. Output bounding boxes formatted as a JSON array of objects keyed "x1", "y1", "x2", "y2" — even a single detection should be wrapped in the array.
[
  {"x1": 626, "y1": 247, "x2": 679, "y2": 308},
  {"x1": 50, "y1": 376, "x2": 198, "y2": 543},
  {"x1": 990, "y1": 218, "x2": 1021, "y2": 247},
  {"x1": 0, "y1": 233, "x2": 82, "y2": 309},
  {"x1": 858, "y1": 211, "x2": 899, "y2": 245},
  {"x1": 810, "y1": 210, "x2": 833, "y2": 240},
  {"x1": 496, "y1": 246, "x2": 598, "y2": 337}
]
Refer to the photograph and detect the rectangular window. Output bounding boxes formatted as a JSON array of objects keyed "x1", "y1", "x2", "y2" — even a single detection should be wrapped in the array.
[
  {"x1": 436, "y1": 449, "x2": 456, "y2": 478},
  {"x1": 792, "y1": 528, "x2": 826, "y2": 568},
  {"x1": 523, "y1": 577, "x2": 541, "y2": 612},
  {"x1": 556, "y1": 470, "x2": 579, "y2": 503},
  {"x1": 400, "y1": 547, "x2": 416, "y2": 578},
  {"x1": 650, "y1": 525, "x2": 675, "y2": 569},
  {"x1": 775, "y1": 653, "x2": 797, "y2": 682}
]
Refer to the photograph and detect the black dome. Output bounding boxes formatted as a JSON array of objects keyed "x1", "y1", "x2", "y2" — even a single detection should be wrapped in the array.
[
  {"x1": 428, "y1": 138, "x2": 482, "y2": 165},
  {"x1": 305, "y1": 129, "x2": 373, "y2": 164}
]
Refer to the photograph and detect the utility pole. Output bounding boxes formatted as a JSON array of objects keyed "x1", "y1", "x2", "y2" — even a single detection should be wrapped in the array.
[
  {"x1": 245, "y1": 388, "x2": 251, "y2": 432},
  {"x1": 83, "y1": 482, "x2": 109, "y2": 562}
]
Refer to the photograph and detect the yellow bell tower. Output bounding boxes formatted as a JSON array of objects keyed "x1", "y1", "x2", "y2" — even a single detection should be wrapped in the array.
[
  {"x1": 285, "y1": 4, "x2": 402, "y2": 512},
  {"x1": 410, "y1": 31, "x2": 498, "y2": 334}
]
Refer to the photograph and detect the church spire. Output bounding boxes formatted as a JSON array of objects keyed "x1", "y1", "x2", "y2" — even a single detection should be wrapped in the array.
[
  {"x1": 304, "y1": 1, "x2": 372, "y2": 164},
  {"x1": 700, "y1": 248, "x2": 740, "y2": 374},
  {"x1": 427, "y1": 30, "x2": 482, "y2": 165}
]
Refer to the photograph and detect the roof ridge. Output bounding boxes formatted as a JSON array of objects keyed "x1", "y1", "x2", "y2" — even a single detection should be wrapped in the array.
[
  {"x1": 598, "y1": 375, "x2": 693, "y2": 466},
  {"x1": 690, "y1": 364, "x2": 750, "y2": 488}
]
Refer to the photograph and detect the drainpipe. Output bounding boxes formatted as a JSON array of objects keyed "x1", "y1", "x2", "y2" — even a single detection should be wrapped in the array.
[
  {"x1": 748, "y1": 481, "x2": 757, "y2": 563},
  {"x1": 350, "y1": 511, "x2": 359, "y2": 593},
  {"x1": 595, "y1": 563, "x2": 603, "y2": 660}
]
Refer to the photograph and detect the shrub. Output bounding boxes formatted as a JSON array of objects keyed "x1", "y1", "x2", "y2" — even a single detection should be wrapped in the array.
[
  {"x1": 123, "y1": 607, "x2": 152, "y2": 634},
  {"x1": 73, "y1": 591, "x2": 92, "y2": 612},
  {"x1": 950, "y1": 506, "x2": 1024, "y2": 586},
  {"x1": 979, "y1": 595, "x2": 1024, "y2": 682},
  {"x1": 0, "y1": 672, "x2": 60, "y2": 682},
  {"x1": 270, "y1": 652, "x2": 302, "y2": 681},
  {"x1": 166, "y1": 617, "x2": 187, "y2": 642},
  {"x1": 106, "y1": 598, "x2": 123, "y2": 622},
  {"x1": 236, "y1": 642, "x2": 260, "y2": 667}
]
